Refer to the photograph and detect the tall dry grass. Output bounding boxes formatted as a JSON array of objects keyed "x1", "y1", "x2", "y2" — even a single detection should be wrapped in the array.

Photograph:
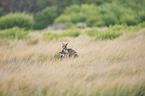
[{"x1": 0, "y1": 29, "x2": 145, "y2": 96}]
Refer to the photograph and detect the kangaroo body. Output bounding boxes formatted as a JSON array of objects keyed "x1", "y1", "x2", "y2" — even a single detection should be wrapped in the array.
[
  {"x1": 63, "y1": 48, "x2": 78, "y2": 58},
  {"x1": 60, "y1": 43, "x2": 78, "y2": 58}
]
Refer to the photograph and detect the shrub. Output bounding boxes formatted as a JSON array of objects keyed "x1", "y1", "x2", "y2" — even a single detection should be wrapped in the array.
[
  {"x1": 64, "y1": 5, "x2": 81, "y2": 14},
  {"x1": 120, "y1": 14, "x2": 138, "y2": 26},
  {"x1": 69, "y1": 13, "x2": 86, "y2": 23},
  {"x1": 54, "y1": 4, "x2": 98, "y2": 24},
  {"x1": 102, "y1": 13, "x2": 118, "y2": 26},
  {"x1": 99, "y1": 3, "x2": 129, "y2": 19},
  {"x1": 55, "y1": 3, "x2": 143, "y2": 27},
  {"x1": 33, "y1": 6, "x2": 58, "y2": 29},
  {"x1": 0, "y1": 13, "x2": 34, "y2": 30},
  {"x1": 54, "y1": 15, "x2": 72, "y2": 23},
  {"x1": 94, "y1": 20, "x2": 105, "y2": 27},
  {"x1": 0, "y1": 27, "x2": 29, "y2": 40},
  {"x1": 138, "y1": 10, "x2": 145, "y2": 23},
  {"x1": 86, "y1": 16, "x2": 105, "y2": 27},
  {"x1": 99, "y1": 2, "x2": 138, "y2": 26}
]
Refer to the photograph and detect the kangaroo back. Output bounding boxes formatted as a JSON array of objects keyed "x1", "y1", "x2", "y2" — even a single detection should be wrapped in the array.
[{"x1": 67, "y1": 49, "x2": 78, "y2": 58}]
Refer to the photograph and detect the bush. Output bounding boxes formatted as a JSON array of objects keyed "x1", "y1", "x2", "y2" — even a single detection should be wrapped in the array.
[
  {"x1": 34, "y1": 6, "x2": 58, "y2": 29},
  {"x1": 102, "y1": 13, "x2": 118, "y2": 26},
  {"x1": 95, "y1": 20, "x2": 106, "y2": 27},
  {"x1": 54, "y1": 15, "x2": 72, "y2": 23},
  {"x1": 0, "y1": 27, "x2": 29, "y2": 40},
  {"x1": 54, "y1": 4, "x2": 99, "y2": 24},
  {"x1": 0, "y1": 13, "x2": 34, "y2": 30},
  {"x1": 55, "y1": 3, "x2": 138, "y2": 27},
  {"x1": 43, "y1": 29, "x2": 81, "y2": 40},
  {"x1": 55, "y1": 2, "x2": 144, "y2": 27},
  {"x1": 69, "y1": 13, "x2": 86, "y2": 23},
  {"x1": 138, "y1": 10, "x2": 145, "y2": 23},
  {"x1": 64, "y1": 5, "x2": 81, "y2": 14},
  {"x1": 120, "y1": 14, "x2": 138, "y2": 26},
  {"x1": 86, "y1": 16, "x2": 105, "y2": 27}
]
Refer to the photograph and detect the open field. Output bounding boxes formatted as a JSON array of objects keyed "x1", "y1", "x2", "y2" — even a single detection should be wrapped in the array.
[{"x1": 0, "y1": 28, "x2": 145, "y2": 96}]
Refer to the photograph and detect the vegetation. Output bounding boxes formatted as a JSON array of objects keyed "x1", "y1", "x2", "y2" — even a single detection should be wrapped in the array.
[
  {"x1": 0, "y1": 0, "x2": 144, "y2": 29},
  {"x1": 85, "y1": 23, "x2": 144, "y2": 40},
  {"x1": 43, "y1": 29, "x2": 81, "y2": 40},
  {"x1": 42, "y1": 22, "x2": 145, "y2": 40},
  {"x1": 34, "y1": 6, "x2": 58, "y2": 29},
  {"x1": 0, "y1": 26, "x2": 145, "y2": 96},
  {"x1": 55, "y1": 2, "x2": 144, "y2": 27},
  {"x1": 0, "y1": 27, "x2": 29, "y2": 40},
  {"x1": 0, "y1": 13, "x2": 34, "y2": 30},
  {"x1": 0, "y1": 0, "x2": 145, "y2": 96},
  {"x1": 54, "y1": 15, "x2": 72, "y2": 24},
  {"x1": 139, "y1": 10, "x2": 145, "y2": 22}
]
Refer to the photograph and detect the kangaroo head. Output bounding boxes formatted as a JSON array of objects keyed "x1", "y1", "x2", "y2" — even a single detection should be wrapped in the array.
[{"x1": 62, "y1": 43, "x2": 68, "y2": 50}]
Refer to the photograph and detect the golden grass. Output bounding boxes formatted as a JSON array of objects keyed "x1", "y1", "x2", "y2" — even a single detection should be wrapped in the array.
[{"x1": 0, "y1": 29, "x2": 145, "y2": 96}]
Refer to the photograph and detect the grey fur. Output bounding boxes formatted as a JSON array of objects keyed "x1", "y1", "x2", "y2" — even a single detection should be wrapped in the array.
[{"x1": 61, "y1": 43, "x2": 78, "y2": 58}]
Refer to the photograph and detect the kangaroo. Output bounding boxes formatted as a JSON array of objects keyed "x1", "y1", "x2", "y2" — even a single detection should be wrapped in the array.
[
  {"x1": 61, "y1": 43, "x2": 78, "y2": 58},
  {"x1": 58, "y1": 49, "x2": 67, "y2": 59}
]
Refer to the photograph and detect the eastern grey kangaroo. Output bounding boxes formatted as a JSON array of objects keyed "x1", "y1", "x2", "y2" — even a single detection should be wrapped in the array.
[{"x1": 61, "y1": 43, "x2": 78, "y2": 58}]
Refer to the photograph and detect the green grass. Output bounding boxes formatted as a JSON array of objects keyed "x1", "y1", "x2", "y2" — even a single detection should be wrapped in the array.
[
  {"x1": 0, "y1": 27, "x2": 29, "y2": 40},
  {"x1": 86, "y1": 22, "x2": 145, "y2": 40},
  {"x1": 42, "y1": 22, "x2": 145, "y2": 40},
  {"x1": 42, "y1": 29, "x2": 81, "y2": 40}
]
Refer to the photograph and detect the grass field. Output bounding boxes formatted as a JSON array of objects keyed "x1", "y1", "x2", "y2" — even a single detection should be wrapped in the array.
[{"x1": 0, "y1": 27, "x2": 145, "y2": 96}]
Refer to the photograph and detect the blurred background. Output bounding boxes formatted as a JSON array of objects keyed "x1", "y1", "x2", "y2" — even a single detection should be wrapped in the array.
[
  {"x1": 0, "y1": 0, "x2": 145, "y2": 30},
  {"x1": 0, "y1": 1, "x2": 145, "y2": 96}
]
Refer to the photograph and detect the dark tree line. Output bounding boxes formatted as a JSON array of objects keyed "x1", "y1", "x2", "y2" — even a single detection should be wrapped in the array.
[
  {"x1": 0, "y1": 0, "x2": 114, "y2": 14},
  {"x1": 0, "y1": 0, "x2": 144, "y2": 29},
  {"x1": 0, "y1": 0, "x2": 41, "y2": 13}
]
